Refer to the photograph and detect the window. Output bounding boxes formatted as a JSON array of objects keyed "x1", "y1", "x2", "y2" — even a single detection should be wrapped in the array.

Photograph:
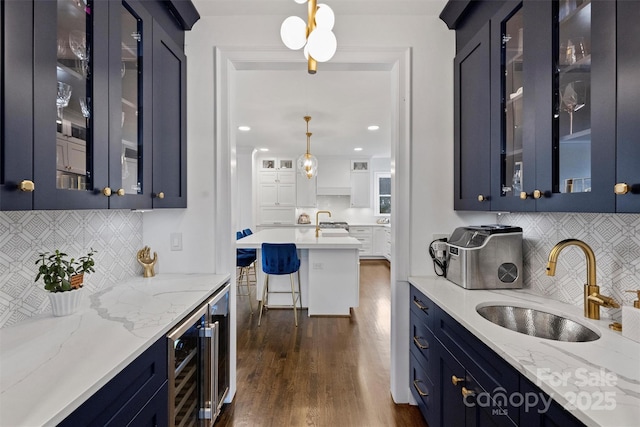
[{"x1": 375, "y1": 172, "x2": 391, "y2": 216}]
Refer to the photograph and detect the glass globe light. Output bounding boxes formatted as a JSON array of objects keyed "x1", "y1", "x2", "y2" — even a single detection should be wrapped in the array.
[
  {"x1": 307, "y1": 28, "x2": 337, "y2": 62},
  {"x1": 297, "y1": 152, "x2": 318, "y2": 179},
  {"x1": 294, "y1": 0, "x2": 307, "y2": 4},
  {"x1": 315, "y1": 4, "x2": 335, "y2": 30},
  {"x1": 281, "y1": 16, "x2": 307, "y2": 50}
]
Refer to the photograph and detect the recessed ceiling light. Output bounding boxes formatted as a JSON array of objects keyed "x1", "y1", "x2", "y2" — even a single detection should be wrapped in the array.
[
  {"x1": 354, "y1": 147, "x2": 363, "y2": 151},
  {"x1": 367, "y1": 125, "x2": 379, "y2": 131},
  {"x1": 259, "y1": 148, "x2": 269, "y2": 152},
  {"x1": 238, "y1": 126, "x2": 251, "y2": 131}
]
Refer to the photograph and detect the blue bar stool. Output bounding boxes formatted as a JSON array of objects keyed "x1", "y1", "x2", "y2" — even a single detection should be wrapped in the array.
[
  {"x1": 258, "y1": 243, "x2": 302, "y2": 327},
  {"x1": 236, "y1": 231, "x2": 257, "y2": 313}
]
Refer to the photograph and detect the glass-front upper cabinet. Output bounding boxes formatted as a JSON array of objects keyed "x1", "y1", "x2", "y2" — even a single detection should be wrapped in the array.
[
  {"x1": 55, "y1": 0, "x2": 92, "y2": 193},
  {"x1": 535, "y1": 0, "x2": 616, "y2": 212},
  {"x1": 108, "y1": 0, "x2": 152, "y2": 209},
  {"x1": 555, "y1": 0, "x2": 592, "y2": 195},
  {"x1": 500, "y1": 6, "x2": 524, "y2": 200}
]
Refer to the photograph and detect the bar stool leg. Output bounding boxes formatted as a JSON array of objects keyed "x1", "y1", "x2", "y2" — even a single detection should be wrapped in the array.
[
  {"x1": 258, "y1": 274, "x2": 269, "y2": 326},
  {"x1": 245, "y1": 267, "x2": 253, "y2": 314},
  {"x1": 290, "y1": 273, "x2": 298, "y2": 327}
]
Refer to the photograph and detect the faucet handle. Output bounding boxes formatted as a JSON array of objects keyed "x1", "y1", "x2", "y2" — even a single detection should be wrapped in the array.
[{"x1": 588, "y1": 292, "x2": 620, "y2": 309}]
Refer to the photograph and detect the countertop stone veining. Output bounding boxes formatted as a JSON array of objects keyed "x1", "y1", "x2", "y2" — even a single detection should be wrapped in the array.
[
  {"x1": 0, "y1": 273, "x2": 230, "y2": 427},
  {"x1": 408, "y1": 276, "x2": 640, "y2": 427}
]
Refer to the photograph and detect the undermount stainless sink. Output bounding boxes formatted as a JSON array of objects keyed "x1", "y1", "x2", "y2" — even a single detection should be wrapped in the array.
[{"x1": 476, "y1": 304, "x2": 601, "y2": 342}]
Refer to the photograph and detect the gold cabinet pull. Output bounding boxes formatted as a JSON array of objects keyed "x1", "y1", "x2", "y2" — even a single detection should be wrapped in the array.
[
  {"x1": 412, "y1": 298, "x2": 428, "y2": 311},
  {"x1": 614, "y1": 183, "x2": 629, "y2": 195},
  {"x1": 18, "y1": 180, "x2": 35, "y2": 192},
  {"x1": 155, "y1": 192, "x2": 165, "y2": 199},
  {"x1": 413, "y1": 336, "x2": 429, "y2": 350},
  {"x1": 451, "y1": 375, "x2": 464, "y2": 386},
  {"x1": 477, "y1": 195, "x2": 488, "y2": 202},
  {"x1": 461, "y1": 387, "x2": 475, "y2": 398},
  {"x1": 520, "y1": 190, "x2": 543, "y2": 200},
  {"x1": 116, "y1": 188, "x2": 125, "y2": 196},
  {"x1": 102, "y1": 187, "x2": 112, "y2": 197},
  {"x1": 412, "y1": 380, "x2": 429, "y2": 397}
]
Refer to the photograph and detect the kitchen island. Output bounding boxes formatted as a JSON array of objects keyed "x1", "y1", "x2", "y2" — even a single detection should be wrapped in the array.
[{"x1": 236, "y1": 228, "x2": 361, "y2": 316}]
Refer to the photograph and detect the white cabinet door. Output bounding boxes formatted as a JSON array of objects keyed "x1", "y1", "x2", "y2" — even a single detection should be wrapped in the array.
[
  {"x1": 350, "y1": 171, "x2": 370, "y2": 207},
  {"x1": 259, "y1": 183, "x2": 278, "y2": 206},
  {"x1": 67, "y1": 141, "x2": 86, "y2": 175},
  {"x1": 277, "y1": 183, "x2": 296, "y2": 206},
  {"x1": 277, "y1": 170, "x2": 295, "y2": 184},
  {"x1": 259, "y1": 171, "x2": 278, "y2": 184},
  {"x1": 373, "y1": 227, "x2": 387, "y2": 256},
  {"x1": 297, "y1": 174, "x2": 317, "y2": 207}
]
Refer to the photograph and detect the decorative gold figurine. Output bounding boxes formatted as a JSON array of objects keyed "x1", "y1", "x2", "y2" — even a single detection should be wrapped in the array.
[{"x1": 137, "y1": 246, "x2": 157, "y2": 278}]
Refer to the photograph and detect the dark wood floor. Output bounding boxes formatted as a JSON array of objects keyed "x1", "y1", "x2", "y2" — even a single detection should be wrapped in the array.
[{"x1": 217, "y1": 259, "x2": 428, "y2": 427}]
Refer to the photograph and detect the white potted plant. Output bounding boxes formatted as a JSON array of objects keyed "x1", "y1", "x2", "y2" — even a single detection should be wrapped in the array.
[{"x1": 34, "y1": 249, "x2": 96, "y2": 316}]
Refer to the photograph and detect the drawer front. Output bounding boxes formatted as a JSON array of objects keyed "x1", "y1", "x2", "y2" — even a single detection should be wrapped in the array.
[
  {"x1": 410, "y1": 286, "x2": 434, "y2": 331},
  {"x1": 410, "y1": 352, "x2": 437, "y2": 427},
  {"x1": 410, "y1": 311, "x2": 434, "y2": 372}
]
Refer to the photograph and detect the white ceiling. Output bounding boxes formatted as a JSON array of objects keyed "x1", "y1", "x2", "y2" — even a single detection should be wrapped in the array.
[{"x1": 193, "y1": 0, "x2": 445, "y2": 158}]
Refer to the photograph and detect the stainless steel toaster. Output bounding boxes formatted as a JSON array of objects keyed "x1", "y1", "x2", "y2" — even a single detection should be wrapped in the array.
[{"x1": 446, "y1": 225, "x2": 523, "y2": 289}]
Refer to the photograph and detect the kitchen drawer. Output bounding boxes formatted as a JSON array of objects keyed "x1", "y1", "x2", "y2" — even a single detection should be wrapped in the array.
[
  {"x1": 410, "y1": 286, "x2": 435, "y2": 331},
  {"x1": 349, "y1": 227, "x2": 372, "y2": 256},
  {"x1": 410, "y1": 352, "x2": 437, "y2": 427},
  {"x1": 410, "y1": 312, "x2": 435, "y2": 381},
  {"x1": 59, "y1": 337, "x2": 167, "y2": 426}
]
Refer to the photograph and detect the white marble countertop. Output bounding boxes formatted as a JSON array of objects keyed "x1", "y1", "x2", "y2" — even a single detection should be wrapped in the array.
[
  {"x1": 408, "y1": 276, "x2": 640, "y2": 427},
  {"x1": 236, "y1": 228, "x2": 361, "y2": 249},
  {"x1": 0, "y1": 273, "x2": 230, "y2": 427}
]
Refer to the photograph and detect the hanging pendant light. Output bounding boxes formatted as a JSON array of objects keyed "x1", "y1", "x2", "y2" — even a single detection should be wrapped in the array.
[
  {"x1": 280, "y1": 0, "x2": 337, "y2": 74},
  {"x1": 297, "y1": 116, "x2": 318, "y2": 179}
]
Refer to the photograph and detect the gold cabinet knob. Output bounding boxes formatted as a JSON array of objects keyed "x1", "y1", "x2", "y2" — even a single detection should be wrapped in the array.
[
  {"x1": 116, "y1": 188, "x2": 125, "y2": 196},
  {"x1": 614, "y1": 183, "x2": 629, "y2": 195},
  {"x1": 477, "y1": 195, "x2": 488, "y2": 202},
  {"x1": 521, "y1": 190, "x2": 543, "y2": 200},
  {"x1": 461, "y1": 387, "x2": 475, "y2": 398},
  {"x1": 155, "y1": 192, "x2": 165, "y2": 199},
  {"x1": 102, "y1": 187, "x2": 112, "y2": 197},
  {"x1": 451, "y1": 375, "x2": 465, "y2": 386},
  {"x1": 18, "y1": 180, "x2": 35, "y2": 192}
]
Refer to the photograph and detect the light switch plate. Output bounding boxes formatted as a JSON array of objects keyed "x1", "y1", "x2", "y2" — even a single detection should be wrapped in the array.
[{"x1": 170, "y1": 232, "x2": 183, "y2": 251}]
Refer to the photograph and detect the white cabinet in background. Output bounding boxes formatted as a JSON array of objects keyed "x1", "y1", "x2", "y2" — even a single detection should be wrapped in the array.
[
  {"x1": 350, "y1": 171, "x2": 370, "y2": 208},
  {"x1": 296, "y1": 174, "x2": 317, "y2": 207},
  {"x1": 56, "y1": 136, "x2": 86, "y2": 175},
  {"x1": 258, "y1": 206, "x2": 295, "y2": 225},
  {"x1": 259, "y1": 170, "x2": 295, "y2": 206},
  {"x1": 349, "y1": 226, "x2": 373, "y2": 257},
  {"x1": 373, "y1": 226, "x2": 387, "y2": 257}
]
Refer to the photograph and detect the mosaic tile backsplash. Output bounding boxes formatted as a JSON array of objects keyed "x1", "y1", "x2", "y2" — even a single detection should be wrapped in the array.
[
  {"x1": 498, "y1": 212, "x2": 640, "y2": 321},
  {"x1": 0, "y1": 210, "x2": 143, "y2": 328}
]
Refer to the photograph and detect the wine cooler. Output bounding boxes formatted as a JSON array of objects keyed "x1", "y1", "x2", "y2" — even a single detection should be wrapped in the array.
[{"x1": 167, "y1": 282, "x2": 230, "y2": 427}]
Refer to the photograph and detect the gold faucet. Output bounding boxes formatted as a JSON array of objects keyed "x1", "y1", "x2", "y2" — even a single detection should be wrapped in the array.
[
  {"x1": 546, "y1": 239, "x2": 619, "y2": 320},
  {"x1": 315, "y1": 210, "x2": 331, "y2": 237}
]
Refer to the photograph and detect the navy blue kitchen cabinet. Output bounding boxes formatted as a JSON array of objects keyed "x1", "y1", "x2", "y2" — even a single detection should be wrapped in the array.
[
  {"x1": 58, "y1": 337, "x2": 168, "y2": 427},
  {"x1": 0, "y1": 0, "x2": 195, "y2": 211},
  {"x1": 409, "y1": 285, "x2": 585, "y2": 426},
  {"x1": 519, "y1": 378, "x2": 586, "y2": 427},
  {"x1": 442, "y1": 0, "x2": 640, "y2": 213}
]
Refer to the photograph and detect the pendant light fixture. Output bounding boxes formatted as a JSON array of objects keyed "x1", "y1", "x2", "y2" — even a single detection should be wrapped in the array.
[
  {"x1": 280, "y1": 0, "x2": 337, "y2": 74},
  {"x1": 297, "y1": 116, "x2": 318, "y2": 179}
]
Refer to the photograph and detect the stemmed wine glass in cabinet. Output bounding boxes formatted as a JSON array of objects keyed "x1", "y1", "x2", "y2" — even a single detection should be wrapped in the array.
[{"x1": 56, "y1": 81, "x2": 72, "y2": 124}]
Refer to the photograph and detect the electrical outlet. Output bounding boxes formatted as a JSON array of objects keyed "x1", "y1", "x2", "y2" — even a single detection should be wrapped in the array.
[
  {"x1": 312, "y1": 262, "x2": 324, "y2": 270},
  {"x1": 170, "y1": 232, "x2": 183, "y2": 251}
]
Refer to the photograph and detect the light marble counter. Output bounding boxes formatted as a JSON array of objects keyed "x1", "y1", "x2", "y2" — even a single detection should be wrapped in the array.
[
  {"x1": 0, "y1": 273, "x2": 230, "y2": 427},
  {"x1": 236, "y1": 227, "x2": 361, "y2": 249},
  {"x1": 409, "y1": 276, "x2": 640, "y2": 427}
]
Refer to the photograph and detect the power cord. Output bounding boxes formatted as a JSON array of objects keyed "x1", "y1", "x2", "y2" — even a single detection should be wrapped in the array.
[{"x1": 429, "y1": 238, "x2": 448, "y2": 277}]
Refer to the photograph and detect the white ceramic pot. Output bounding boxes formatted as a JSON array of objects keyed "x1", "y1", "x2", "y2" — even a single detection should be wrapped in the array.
[{"x1": 48, "y1": 289, "x2": 83, "y2": 316}]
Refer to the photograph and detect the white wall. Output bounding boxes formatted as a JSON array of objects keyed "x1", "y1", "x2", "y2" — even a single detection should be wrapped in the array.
[{"x1": 146, "y1": 7, "x2": 495, "y2": 404}]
